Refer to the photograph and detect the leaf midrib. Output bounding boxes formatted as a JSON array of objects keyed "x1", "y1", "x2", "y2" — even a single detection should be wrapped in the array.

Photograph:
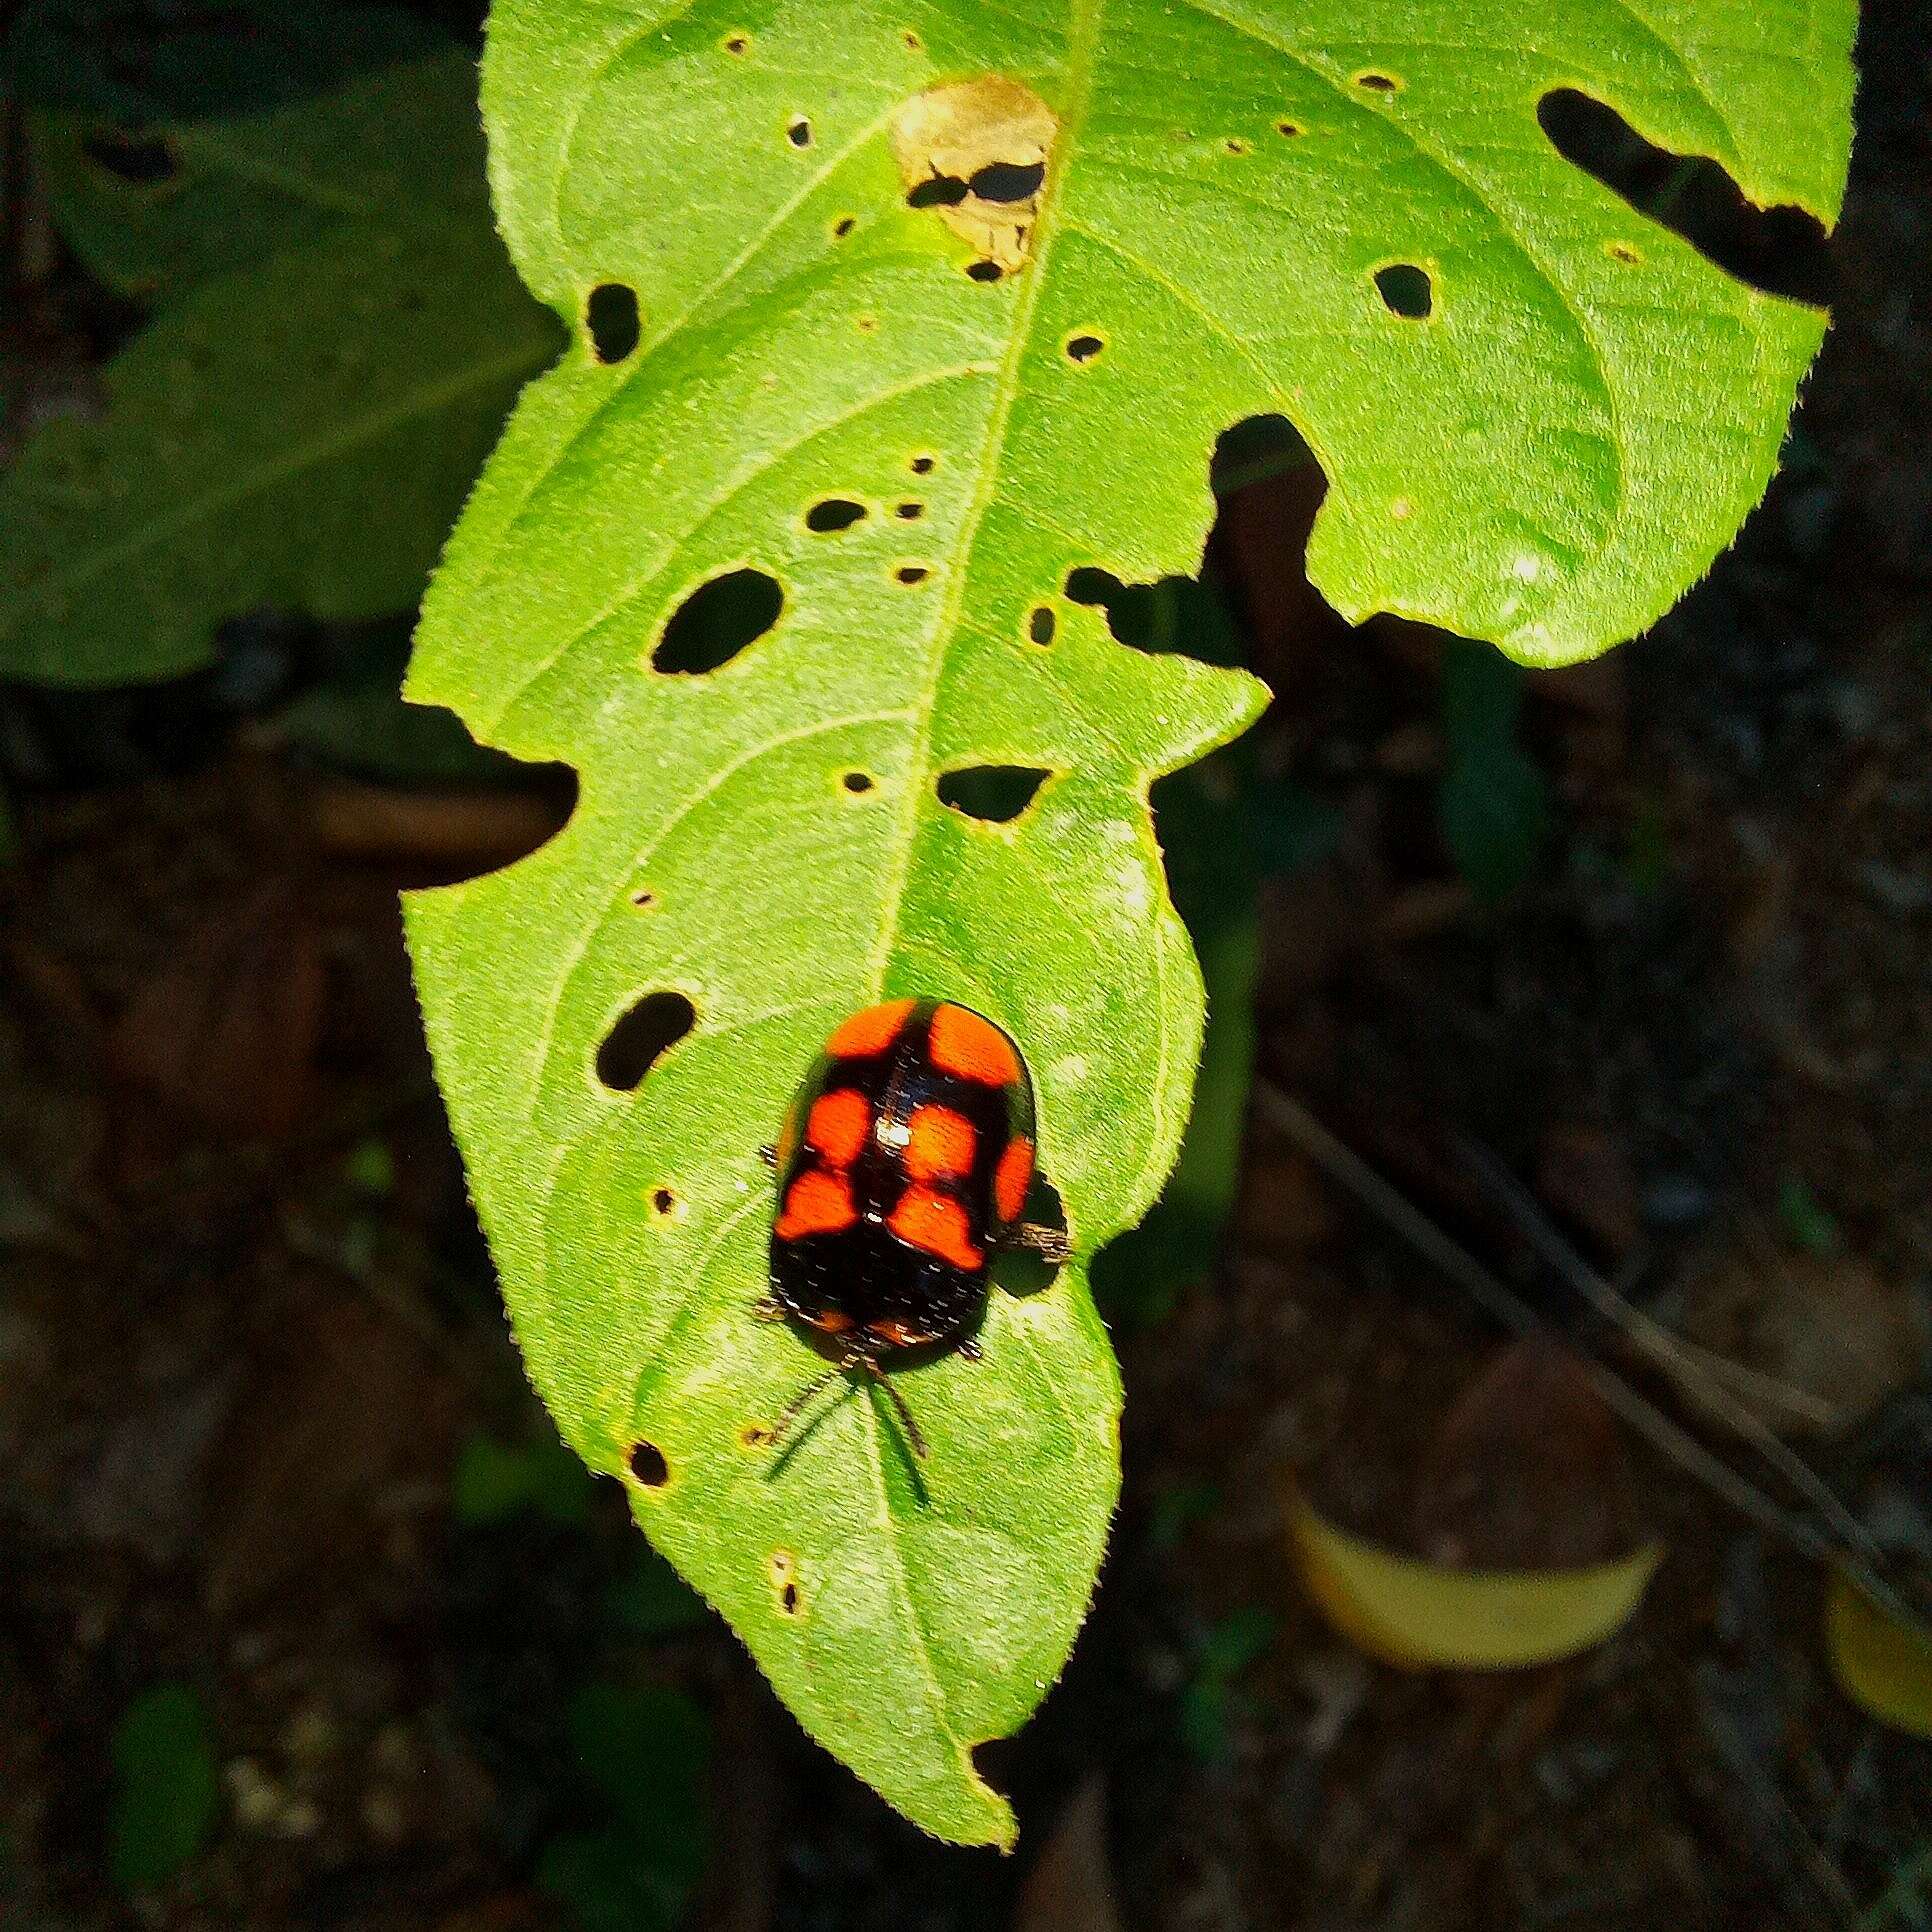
[{"x1": 854, "y1": 0, "x2": 1108, "y2": 1792}]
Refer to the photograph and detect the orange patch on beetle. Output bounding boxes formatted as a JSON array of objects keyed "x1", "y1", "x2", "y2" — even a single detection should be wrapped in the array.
[
  {"x1": 993, "y1": 1135, "x2": 1034, "y2": 1224},
  {"x1": 775, "y1": 1169, "x2": 857, "y2": 1240},
  {"x1": 927, "y1": 1004, "x2": 1022, "y2": 1086},
  {"x1": 826, "y1": 997, "x2": 915, "y2": 1060},
  {"x1": 806, "y1": 1089, "x2": 871, "y2": 1166},
  {"x1": 805, "y1": 1307, "x2": 856, "y2": 1334},
  {"x1": 904, "y1": 1103, "x2": 975, "y2": 1180},
  {"x1": 888, "y1": 1184, "x2": 984, "y2": 1271}
]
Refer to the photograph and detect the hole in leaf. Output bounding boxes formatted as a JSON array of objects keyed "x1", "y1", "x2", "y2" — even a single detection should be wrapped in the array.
[
  {"x1": 894, "y1": 564, "x2": 931, "y2": 585},
  {"x1": 1065, "y1": 332, "x2": 1104, "y2": 363},
  {"x1": 903, "y1": 29, "x2": 922, "y2": 50},
  {"x1": 779, "y1": 1581, "x2": 801, "y2": 1614},
  {"x1": 585, "y1": 282, "x2": 641, "y2": 362},
  {"x1": 82, "y1": 130, "x2": 179, "y2": 184},
  {"x1": 907, "y1": 173, "x2": 970, "y2": 208},
  {"x1": 630, "y1": 887, "x2": 656, "y2": 908},
  {"x1": 1607, "y1": 239, "x2": 1641, "y2": 264},
  {"x1": 832, "y1": 215, "x2": 857, "y2": 238},
  {"x1": 1276, "y1": 119, "x2": 1303, "y2": 137},
  {"x1": 1224, "y1": 137, "x2": 1249, "y2": 155},
  {"x1": 895, "y1": 501, "x2": 924, "y2": 520},
  {"x1": 969, "y1": 159, "x2": 1045, "y2": 202},
  {"x1": 724, "y1": 32, "x2": 749, "y2": 54},
  {"x1": 652, "y1": 1187, "x2": 677, "y2": 1214},
  {"x1": 841, "y1": 771, "x2": 876, "y2": 794},
  {"x1": 1027, "y1": 606, "x2": 1055, "y2": 645},
  {"x1": 628, "y1": 1441, "x2": 669, "y2": 1486},
  {"x1": 740, "y1": 1423, "x2": 773, "y2": 1448},
  {"x1": 1374, "y1": 263, "x2": 1433, "y2": 318},
  {"x1": 1354, "y1": 71, "x2": 1399, "y2": 92},
  {"x1": 596, "y1": 992, "x2": 696, "y2": 1092},
  {"x1": 1538, "y1": 88, "x2": 1832, "y2": 305},
  {"x1": 787, "y1": 117, "x2": 812, "y2": 147},
  {"x1": 936, "y1": 766, "x2": 1051, "y2": 822},
  {"x1": 806, "y1": 497, "x2": 867, "y2": 533},
  {"x1": 969, "y1": 1737, "x2": 1019, "y2": 1800},
  {"x1": 965, "y1": 260, "x2": 1003, "y2": 282},
  {"x1": 1064, "y1": 565, "x2": 1242, "y2": 660},
  {"x1": 909, "y1": 454, "x2": 936, "y2": 474},
  {"x1": 855, "y1": 314, "x2": 879, "y2": 333},
  {"x1": 653, "y1": 569, "x2": 783, "y2": 674}
]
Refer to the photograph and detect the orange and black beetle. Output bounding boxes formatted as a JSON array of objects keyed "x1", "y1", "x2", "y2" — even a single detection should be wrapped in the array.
[{"x1": 762, "y1": 998, "x2": 1066, "y2": 1455}]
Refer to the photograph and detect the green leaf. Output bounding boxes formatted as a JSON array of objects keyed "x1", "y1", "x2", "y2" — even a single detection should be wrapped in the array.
[
  {"x1": 26, "y1": 37, "x2": 477, "y2": 301},
  {"x1": 0, "y1": 51, "x2": 563, "y2": 687},
  {"x1": 405, "y1": 0, "x2": 1853, "y2": 1845},
  {"x1": 109, "y1": 1682, "x2": 221, "y2": 1892}
]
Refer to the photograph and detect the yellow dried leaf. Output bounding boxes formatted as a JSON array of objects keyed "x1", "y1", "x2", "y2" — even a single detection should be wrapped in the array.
[
  {"x1": 1287, "y1": 1489, "x2": 1663, "y2": 1670},
  {"x1": 1825, "y1": 1569, "x2": 1932, "y2": 1739}
]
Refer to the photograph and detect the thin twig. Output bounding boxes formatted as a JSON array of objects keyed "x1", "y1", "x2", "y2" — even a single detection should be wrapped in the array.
[
  {"x1": 1452, "y1": 1132, "x2": 1882, "y2": 1568},
  {"x1": 1254, "y1": 1083, "x2": 1916, "y2": 1625}
]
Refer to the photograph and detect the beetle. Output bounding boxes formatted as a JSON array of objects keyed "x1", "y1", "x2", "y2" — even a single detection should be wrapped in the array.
[{"x1": 760, "y1": 997, "x2": 1067, "y2": 1456}]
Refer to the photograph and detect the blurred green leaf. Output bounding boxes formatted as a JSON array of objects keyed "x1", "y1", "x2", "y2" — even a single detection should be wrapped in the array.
[
  {"x1": 453, "y1": 1431, "x2": 598, "y2": 1528},
  {"x1": 109, "y1": 1682, "x2": 221, "y2": 1892},
  {"x1": 26, "y1": 32, "x2": 476, "y2": 301},
  {"x1": 341, "y1": 1135, "x2": 396, "y2": 1199},
  {"x1": 1778, "y1": 1176, "x2": 1843, "y2": 1258},
  {"x1": 538, "y1": 1685, "x2": 710, "y2": 1932},
  {"x1": 605, "y1": 1548, "x2": 710, "y2": 1639},
  {"x1": 1439, "y1": 638, "x2": 1552, "y2": 901},
  {"x1": 0, "y1": 50, "x2": 562, "y2": 688},
  {"x1": 3, "y1": 0, "x2": 442, "y2": 123}
]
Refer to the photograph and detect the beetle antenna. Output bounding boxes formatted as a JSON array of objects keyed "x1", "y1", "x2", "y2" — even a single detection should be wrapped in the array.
[{"x1": 863, "y1": 1357, "x2": 928, "y2": 1459}]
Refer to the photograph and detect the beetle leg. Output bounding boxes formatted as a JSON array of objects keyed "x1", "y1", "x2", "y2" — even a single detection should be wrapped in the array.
[
  {"x1": 956, "y1": 1334, "x2": 982, "y2": 1362},
  {"x1": 1009, "y1": 1222, "x2": 1070, "y2": 1264},
  {"x1": 752, "y1": 1295, "x2": 787, "y2": 1323}
]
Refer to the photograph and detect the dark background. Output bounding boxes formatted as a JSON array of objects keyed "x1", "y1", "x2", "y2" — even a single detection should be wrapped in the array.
[{"x1": 2, "y1": 2, "x2": 1928, "y2": 1927}]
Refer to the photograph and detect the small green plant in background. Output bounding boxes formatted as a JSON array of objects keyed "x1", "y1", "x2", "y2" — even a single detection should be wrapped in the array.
[
  {"x1": 1179, "y1": 1607, "x2": 1279, "y2": 1764},
  {"x1": 108, "y1": 1682, "x2": 221, "y2": 1893},
  {"x1": 537, "y1": 1685, "x2": 711, "y2": 1932},
  {"x1": 1439, "y1": 639, "x2": 1553, "y2": 902}
]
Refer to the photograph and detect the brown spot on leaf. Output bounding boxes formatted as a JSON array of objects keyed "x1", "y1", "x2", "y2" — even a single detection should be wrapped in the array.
[{"x1": 893, "y1": 76, "x2": 1057, "y2": 275}]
